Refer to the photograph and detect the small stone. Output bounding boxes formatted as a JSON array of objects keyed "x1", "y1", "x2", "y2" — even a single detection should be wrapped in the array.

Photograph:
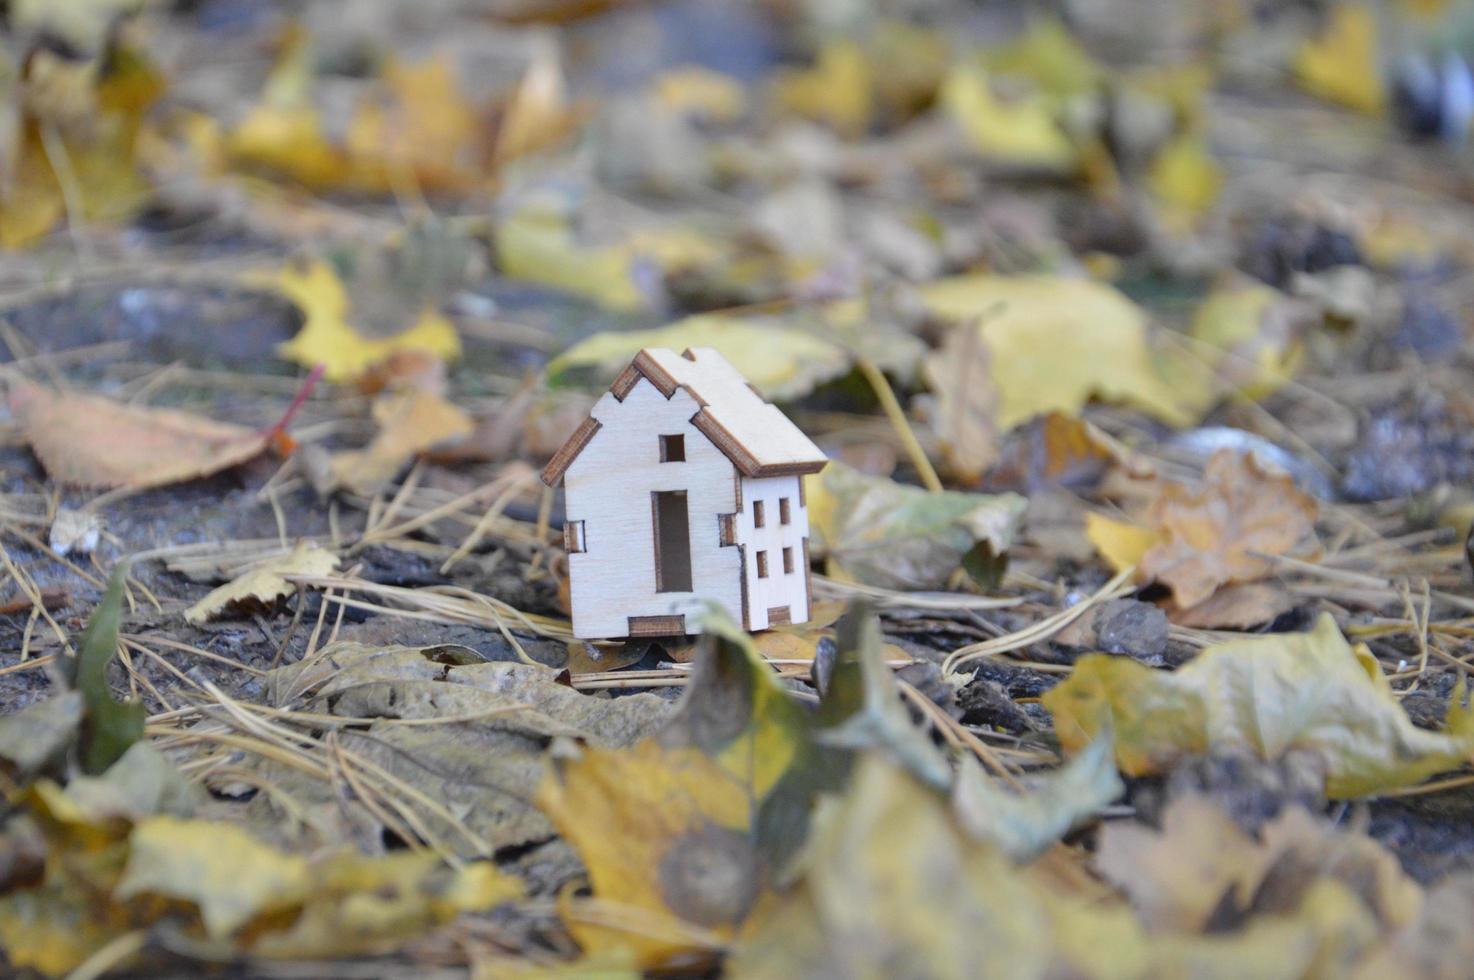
[
  {"x1": 956, "y1": 678, "x2": 1035, "y2": 733},
  {"x1": 1094, "y1": 598, "x2": 1169, "y2": 661}
]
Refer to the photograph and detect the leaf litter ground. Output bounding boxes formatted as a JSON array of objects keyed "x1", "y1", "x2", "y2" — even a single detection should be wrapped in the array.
[{"x1": 7, "y1": 1, "x2": 1474, "y2": 977}]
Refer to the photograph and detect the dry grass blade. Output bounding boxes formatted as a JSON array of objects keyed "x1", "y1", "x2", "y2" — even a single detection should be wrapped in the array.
[{"x1": 943, "y1": 567, "x2": 1136, "y2": 675}]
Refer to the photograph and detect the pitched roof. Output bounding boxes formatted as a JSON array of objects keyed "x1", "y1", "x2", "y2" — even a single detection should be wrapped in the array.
[{"x1": 542, "y1": 347, "x2": 828, "y2": 486}]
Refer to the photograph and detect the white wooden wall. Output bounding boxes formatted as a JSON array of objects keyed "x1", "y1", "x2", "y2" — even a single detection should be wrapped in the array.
[
  {"x1": 735, "y1": 473, "x2": 811, "y2": 630},
  {"x1": 564, "y1": 378, "x2": 742, "y2": 638}
]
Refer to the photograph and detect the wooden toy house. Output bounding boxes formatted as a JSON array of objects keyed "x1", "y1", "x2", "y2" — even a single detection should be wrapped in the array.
[{"x1": 542, "y1": 347, "x2": 829, "y2": 640}]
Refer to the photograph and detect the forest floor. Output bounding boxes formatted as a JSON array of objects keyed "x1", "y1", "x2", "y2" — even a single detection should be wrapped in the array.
[{"x1": 7, "y1": 0, "x2": 1474, "y2": 977}]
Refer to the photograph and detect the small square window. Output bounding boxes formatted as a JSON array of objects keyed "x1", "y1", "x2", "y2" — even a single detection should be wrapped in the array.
[
  {"x1": 659, "y1": 434, "x2": 685, "y2": 462},
  {"x1": 779, "y1": 497, "x2": 791, "y2": 525},
  {"x1": 782, "y1": 546, "x2": 794, "y2": 574},
  {"x1": 756, "y1": 550, "x2": 769, "y2": 578},
  {"x1": 752, "y1": 500, "x2": 765, "y2": 528}
]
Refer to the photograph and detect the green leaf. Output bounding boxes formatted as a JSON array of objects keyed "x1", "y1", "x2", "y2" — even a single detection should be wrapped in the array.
[
  {"x1": 0, "y1": 691, "x2": 82, "y2": 781},
  {"x1": 818, "y1": 603, "x2": 950, "y2": 791},
  {"x1": 952, "y1": 735, "x2": 1122, "y2": 860},
  {"x1": 69, "y1": 563, "x2": 145, "y2": 775},
  {"x1": 806, "y1": 461, "x2": 1026, "y2": 590}
]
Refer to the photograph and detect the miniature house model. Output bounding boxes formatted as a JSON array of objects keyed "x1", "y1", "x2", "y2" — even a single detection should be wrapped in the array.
[{"x1": 542, "y1": 347, "x2": 828, "y2": 640}]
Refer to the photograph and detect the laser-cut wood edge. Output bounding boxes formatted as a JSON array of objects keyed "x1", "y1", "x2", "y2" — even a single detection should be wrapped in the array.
[
  {"x1": 551, "y1": 350, "x2": 825, "y2": 485},
  {"x1": 541, "y1": 417, "x2": 602, "y2": 487},
  {"x1": 627, "y1": 614, "x2": 686, "y2": 637}
]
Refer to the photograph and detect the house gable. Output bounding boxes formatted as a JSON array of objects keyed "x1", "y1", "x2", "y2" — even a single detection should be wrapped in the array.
[
  {"x1": 558, "y1": 376, "x2": 744, "y2": 638},
  {"x1": 541, "y1": 347, "x2": 827, "y2": 486}
]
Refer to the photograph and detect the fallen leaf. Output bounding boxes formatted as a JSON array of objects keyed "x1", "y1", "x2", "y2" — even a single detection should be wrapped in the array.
[
  {"x1": 0, "y1": 40, "x2": 163, "y2": 249},
  {"x1": 953, "y1": 735, "x2": 1122, "y2": 861},
  {"x1": 40, "y1": 742, "x2": 199, "y2": 826},
  {"x1": 183, "y1": 542, "x2": 339, "y2": 625},
  {"x1": 547, "y1": 314, "x2": 851, "y2": 402},
  {"x1": 255, "y1": 642, "x2": 671, "y2": 857},
  {"x1": 817, "y1": 605, "x2": 949, "y2": 790},
  {"x1": 983, "y1": 412, "x2": 1117, "y2": 493},
  {"x1": 494, "y1": 42, "x2": 579, "y2": 164},
  {"x1": 328, "y1": 389, "x2": 475, "y2": 493},
  {"x1": 275, "y1": 260, "x2": 463, "y2": 383},
  {"x1": 772, "y1": 39, "x2": 872, "y2": 138},
  {"x1": 1043, "y1": 613, "x2": 1474, "y2": 797},
  {"x1": 1096, "y1": 794, "x2": 1421, "y2": 936},
  {"x1": 1295, "y1": 3, "x2": 1384, "y2": 114},
  {"x1": 230, "y1": 49, "x2": 505, "y2": 194},
  {"x1": 655, "y1": 65, "x2": 747, "y2": 123},
  {"x1": 1138, "y1": 449, "x2": 1318, "y2": 608},
  {"x1": 940, "y1": 65, "x2": 1078, "y2": 170},
  {"x1": 919, "y1": 321, "x2": 1000, "y2": 484},
  {"x1": 730, "y1": 753, "x2": 1368, "y2": 980},
  {"x1": 1187, "y1": 279, "x2": 1313, "y2": 400},
  {"x1": 1085, "y1": 511, "x2": 1159, "y2": 573},
  {"x1": 8, "y1": 382, "x2": 271, "y2": 490},
  {"x1": 805, "y1": 461, "x2": 1026, "y2": 590},
  {"x1": 116, "y1": 816, "x2": 309, "y2": 938},
  {"x1": 1147, "y1": 131, "x2": 1222, "y2": 231},
  {"x1": 919, "y1": 275, "x2": 1196, "y2": 430},
  {"x1": 62, "y1": 564, "x2": 143, "y2": 775},
  {"x1": 0, "y1": 692, "x2": 82, "y2": 781},
  {"x1": 1168, "y1": 582, "x2": 1297, "y2": 629},
  {"x1": 493, "y1": 203, "x2": 660, "y2": 312},
  {"x1": 247, "y1": 851, "x2": 522, "y2": 960},
  {"x1": 537, "y1": 614, "x2": 814, "y2": 969},
  {"x1": 983, "y1": 17, "x2": 1103, "y2": 98}
]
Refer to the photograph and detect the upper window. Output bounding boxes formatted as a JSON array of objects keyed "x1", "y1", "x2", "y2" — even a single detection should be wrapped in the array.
[
  {"x1": 756, "y1": 550, "x2": 769, "y2": 578},
  {"x1": 782, "y1": 546, "x2": 794, "y2": 574},
  {"x1": 660, "y1": 434, "x2": 685, "y2": 462},
  {"x1": 752, "y1": 499, "x2": 765, "y2": 528},
  {"x1": 779, "y1": 497, "x2": 791, "y2": 525}
]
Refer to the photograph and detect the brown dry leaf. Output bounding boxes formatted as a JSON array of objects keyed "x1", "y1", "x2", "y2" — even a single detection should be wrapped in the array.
[
  {"x1": 494, "y1": 42, "x2": 580, "y2": 164},
  {"x1": 183, "y1": 542, "x2": 339, "y2": 625},
  {"x1": 1137, "y1": 450, "x2": 1318, "y2": 608},
  {"x1": 8, "y1": 381, "x2": 272, "y2": 490},
  {"x1": 983, "y1": 412, "x2": 1117, "y2": 492},
  {"x1": 1097, "y1": 795, "x2": 1421, "y2": 936},
  {"x1": 920, "y1": 321, "x2": 999, "y2": 484},
  {"x1": 329, "y1": 389, "x2": 474, "y2": 494},
  {"x1": 1168, "y1": 582, "x2": 1296, "y2": 630}
]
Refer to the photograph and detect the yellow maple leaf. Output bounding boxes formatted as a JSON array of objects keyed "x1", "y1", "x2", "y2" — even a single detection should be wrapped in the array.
[
  {"x1": 1044, "y1": 614, "x2": 1474, "y2": 798},
  {"x1": 1085, "y1": 512, "x2": 1159, "y2": 574},
  {"x1": 0, "y1": 43, "x2": 163, "y2": 249},
  {"x1": 918, "y1": 275, "x2": 1195, "y2": 430},
  {"x1": 344, "y1": 55, "x2": 486, "y2": 192},
  {"x1": 275, "y1": 260, "x2": 461, "y2": 382},
  {"x1": 656, "y1": 65, "x2": 746, "y2": 122},
  {"x1": 1295, "y1": 4, "x2": 1385, "y2": 114},
  {"x1": 940, "y1": 65, "x2": 1077, "y2": 170},
  {"x1": 1147, "y1": 132, "x2": 1223, "y2": 231},
  {"x1": 772, "y1": 39, "x2": 872, "y2": 138}
]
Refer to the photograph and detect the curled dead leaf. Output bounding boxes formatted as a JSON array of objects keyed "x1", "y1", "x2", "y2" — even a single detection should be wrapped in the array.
[
  {"x1": 183, "y1": 542, "x2": 339, "y2": 625},
  {"x1": 8, "y1": 382, "x2": 271, "y2": 491}
]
